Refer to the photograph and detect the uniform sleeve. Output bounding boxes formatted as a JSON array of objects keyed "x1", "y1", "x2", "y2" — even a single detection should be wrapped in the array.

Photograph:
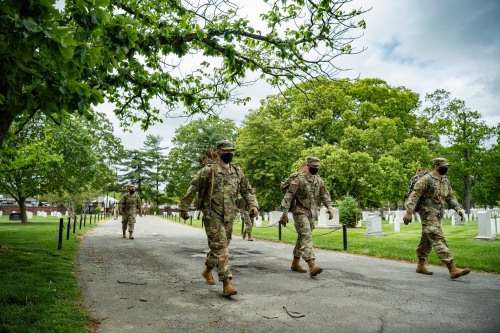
[
  {"x1": 240, "y1": 173, "x2": 258, "y2": 209},
  {"x1": 405, "y1": 176, "x2": 428, "y2": 213},
  {"x1": 281, "y1": 177, "x2": 299, "y2": 214},
  {"x1": 180, "y1": 168, "x2": 205, "y2": 210},
  {"x1": 319, "y1": 179, "x2": 333, "y2": 209},
  {"x1": 118, "y1": 195, "x2": 125, "y2": 213},
  {"x1": 137, "y1": 195, "x2": 143, "y2": 215},
  {"x1": 444, "y1": 179, "x2": 461, "y2": 211}
]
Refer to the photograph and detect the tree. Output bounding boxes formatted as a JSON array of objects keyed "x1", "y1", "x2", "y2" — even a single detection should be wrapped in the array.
[
  {"x1": 0, "y1": 0, "x2": 368, "y2": 146},
  {"x1": 163, "y1": 117, "x2": 237, "y2": 201},
  {"x1": 140, "y1": 135, "x2": 167, "y2": 206},
  {"x1": 440, "y1": 99, "x2": 495, "y2": 212}
]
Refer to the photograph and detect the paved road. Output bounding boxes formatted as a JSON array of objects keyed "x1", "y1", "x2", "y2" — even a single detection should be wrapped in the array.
[{"x1": 76, "y1": 215, "x2": 500, "y2": 333}]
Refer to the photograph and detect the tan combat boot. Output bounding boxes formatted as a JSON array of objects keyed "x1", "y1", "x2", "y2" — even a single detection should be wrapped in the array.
[
  {"x1": 201, "y1": 266, "x2": 216, "y2": 285},
  {"x1": 416, "y1": 258, "x2": 433, "y2": 275},
  {"x1": 122, "y1": 230, "x2": 126, "y2": 238},
  {"x1": 242, "y1": 230, "x2": 246, "y2": 239},
  {"x1": 446, "y1": 262, "x2": 470, "y2": 279},
  {"x1": 307, "y1": 259, "x2": 323, "y2": 277},
  {"x1": 129, "y1": 231, "x2": 134, "y2": 240},
  {"x1": 247, "y1": 233, "x2": 253, "y2": 241},
  {"x1": 291, "y1": 256, "x2": 307, "y2": 273},
  {"x1": 222, "y1": 278, "x2": 237, "y2": 297}
]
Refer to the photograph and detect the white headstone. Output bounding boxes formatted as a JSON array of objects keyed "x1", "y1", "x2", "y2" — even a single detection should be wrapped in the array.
[
  {"x1": 474, "y1": 211, "x2": 496, "y2": 241},
  {"x1": 269, "y1": 211, "x2": 283, "y2": 227},
  {"x1": 26, "y1": 211, "x2": 33, "y2": 219},
  {"x1": 451, "y1": 211, "x2": 462, "y2": 226},
  {"x1": 491, "y1": 219, "x2": 497, "y2": 236},
  {"x1": 496, "y1": 218, "x2": 500, "y2": 235},
  {"x1": 264, "y1": 213, "x2": 269, "y2": 221},
  {"x1": 364, "y1": 215, "x2": 385, "y2": 236},
  {"x1": 254, "y1": 215, "x2": 263, "y2": 227},
  {"x1": 317, "y1": 207, "x2": 340, "y2": 228},
  {"x1": 393, "y1": 210, "x2": 406, "y2": 225}
]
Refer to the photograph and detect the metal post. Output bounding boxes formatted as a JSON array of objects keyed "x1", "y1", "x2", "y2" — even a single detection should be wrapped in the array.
[
  {"x1": 84, "y1": 214, "x2": 86, "y2": 226},
  {"x1": 90, "y1": 214, "x2": 92, "y2": 225},
  {"x1": 58, "y1": 218, "x2": 63, "y2": 250},
  {"x1": 342, "y1": 224, "x2": 347, "y2": 250},
  {"x1": 190, "y1": 216, "x2": 192, "y2": 225},
  {"x1": 73, "y1": 215, "x2": 76, "y2": 233},
  {"x1": 66, "y1": 217, "x2": 70, "y2": 240},
  {"x1": 241, "y1": 217, "x2": 244, "y2": 234},
  {"x1": 79, "y1": 215, "x2": 82, "y2": 229},
  {"x1": 279, "y1": 222, "x2": 282, "y2": 241}
]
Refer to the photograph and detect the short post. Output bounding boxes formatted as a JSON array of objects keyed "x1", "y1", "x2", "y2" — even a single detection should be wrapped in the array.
[
  {"x1": 79, "y1": 215, "x2": 82, "y2": 229},
  {"x1": 241, "y1": 218, "x2": 244, "y2": 234},
  {"x1": 342, "y1": 224, "x2": 347, "y2": 250},
  {"x1": 279, "y1": 222, "x2": 282, "y2": 241},
  {"x1": 190, "y1": 216, "x2": 192, "y2": 225},
  {"x1": 73, "y1": 215, "x2": 76, "y2": 234},
  {"x1": 58, "y1": 218, "x2": 64, "y2": 250},
  {"x1": 84, "y1": 214, "x2": 86, "y2": 227},
  {"x1": 66, "y1": 217, "x2": 70, "y2": 240},
  {"x1": 90, "y1": 214, "x2": 92, "y2": 225}
]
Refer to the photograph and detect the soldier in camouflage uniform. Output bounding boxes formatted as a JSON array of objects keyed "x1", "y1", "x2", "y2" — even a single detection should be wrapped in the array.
[
  {"x1": 118, "y1": 184, "x2": 143, "y2": 240},
  {"x1": 404, "y1": 157, "x2": 470, "y2": 279},
  {"x1": 180, "y1": 140, "x2": 259, "y2": 297},
  {"x1": 279, "y1": 156, "x2": 334, "y2": 277}
]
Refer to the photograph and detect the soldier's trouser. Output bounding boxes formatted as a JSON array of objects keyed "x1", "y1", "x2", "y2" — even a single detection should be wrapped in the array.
[
  {"x1": 417, "y1": 213, "x2": 453, "y2": 264},
  {"x1": 122, "y1": 215, "x2": 136, "y2": 232},
  {"x1": 114, "y1": 209, "x2": 119, "y2": 219},
  {"x1": 203, "y1": 216, "x2": 233, "y2": 281},
  {"x1": 243, "y1": 214, "x2": 253, "y2": 234},
  {"x1": 293, "y1": 213, "x2": 315, "y2": 261}
]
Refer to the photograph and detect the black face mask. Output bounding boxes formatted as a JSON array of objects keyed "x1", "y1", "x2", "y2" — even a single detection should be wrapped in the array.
[
  {"x1": 438, "y1": 167, "x2": 448, "y2": 175},
  {"x1": 129, "y1": 190, "x2": 135, "y2": 194},
  {"x1": 220, "y1": 153, "x2": 234, "y2": 164},
  {"x1": 309, "y1": 167, "x2": 319, "y2": 175}
]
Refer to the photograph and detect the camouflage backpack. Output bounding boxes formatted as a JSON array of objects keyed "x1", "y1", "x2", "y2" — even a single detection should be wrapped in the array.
[
  {"x1": 280, "y1": 172, "x2": 304, "y2": 194},
  {"x1": 404, "y1": 170, "x2": 434, "y2": 212}
]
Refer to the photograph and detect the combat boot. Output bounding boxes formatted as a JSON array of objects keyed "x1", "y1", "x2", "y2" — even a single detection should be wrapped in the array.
[
  {"x1": 201, "y1": 266, "x2": 216, "y2": 285},
  {"x1": 446, "y1": 262, "x2": 470, "y2": 279},
  {"x1": 291, "y1": 256, "x2": 307, "y2": 273},
  {"x1": 222, "y1": 278, "x2": 237, "y2": 297},
  {"x1": 416, "y1": 258, "x2": 433, "y2": 275},
  {"x1": 307, "y1": 259, "x2": 323, "y2": 277},
  {"x1": 247, "y1": 233, "x2": 253, "y2": 241},
  {"x1": 122, "y1": 230, "x2": 126, "y2": 238},
  {"x1": 242, "y1": 230, "x2": 247, "y2": 239},
  {"x1": 129, "y1": 231, "x2": 134, "y2": 240}
]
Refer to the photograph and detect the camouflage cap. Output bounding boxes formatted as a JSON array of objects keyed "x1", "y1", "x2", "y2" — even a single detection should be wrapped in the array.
[
  {"x1": 216, "y1": 139, "x2": 235, "y2": 151},
  {"x1": 432, "y1": 157, "x2": 450, "y2": 167},
  {"x1": 128, "y1": 184, "x2": 136, "y2": 190},
  {"x1": 306, "y1": 156, "x2": 320, "y2": 166}
]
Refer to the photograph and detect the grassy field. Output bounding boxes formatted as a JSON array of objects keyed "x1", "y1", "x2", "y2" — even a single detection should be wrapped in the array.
[
  {"x1": 168, "y1": 214, "x2": 500, "y2": 274},
  {"x1": 0, "y1": 214, "x2": 102, "y2": 333}
]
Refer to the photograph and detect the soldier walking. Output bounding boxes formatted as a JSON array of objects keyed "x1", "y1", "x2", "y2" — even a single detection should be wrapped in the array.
[
  {"x1": 404, "y1": 157, "x2": 470, "y2": 279},
  {"x1": 118, "y1": 184, "x2": 143, "y2": 240},
  {"x1": 279, "y1": 157, "x2": 334, "y2": 277},
  {"x1": 180, "y1": 140, "x2": 258, "y2": 297}
]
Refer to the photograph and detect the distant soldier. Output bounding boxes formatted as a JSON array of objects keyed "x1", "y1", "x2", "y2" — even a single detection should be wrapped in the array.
[
  {"x1": 280, "y1": 156, "x2": 334, "y2": 277},
  {"x1": 404, "y1": 157, "x2": 470, "y2": 279},
  {"x1": 118, "y1": 184, "x2": 143, "y2": 239},
  {"x1": 180, "y1": 140, "x2": 258, "y2": 297}
]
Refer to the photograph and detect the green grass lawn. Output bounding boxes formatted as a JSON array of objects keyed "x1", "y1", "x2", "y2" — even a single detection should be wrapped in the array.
[
  {"x1": 0, "y1": 214, "x2": 103, "y2": 333},
  {"x1": 170, "y1": 214, "x2": 500, "y2": 274}
]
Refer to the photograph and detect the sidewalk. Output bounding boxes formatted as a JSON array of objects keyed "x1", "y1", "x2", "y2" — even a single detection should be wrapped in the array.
[{"x1": 76, "y1": 215, "x2": 500, "y2": 333}]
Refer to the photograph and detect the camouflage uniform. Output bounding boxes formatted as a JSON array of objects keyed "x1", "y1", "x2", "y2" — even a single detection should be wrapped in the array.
[
  {"x1": 405, "y1": 161, "x2": 461, "y2": 264},
  {"x1": 118, "y1": 186, "x2": 143, "y2": 238},
  {"x1": 240, "y1": 208, "x2": 253, "y2": 236},
  {"x1": 281, "y1": 157, "x2": 333, "y2": 261},
  {"x1": 180, "y1": 143, "x2": 258, "y2": 282}
]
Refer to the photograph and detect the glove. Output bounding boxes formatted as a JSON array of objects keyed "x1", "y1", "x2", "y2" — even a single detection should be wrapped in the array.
[
  {"x1": 249, "y1": 206, "x2": 259, "y2": 218},
  {"x1": 279, "y1": 212, "x2": 288, "y2": 226},
  {"x1": 403, "y1": 212, "x2": 413, "y2": 225},
  {"x1": 327, "y1": 208, "x2": 334, "y2": 220},
  {"x1": 457, "y1": 209, "x2": 465, "y2": 220},
  {"x1": 180, "y1": 210, "x2": 190, "y2": 220}
]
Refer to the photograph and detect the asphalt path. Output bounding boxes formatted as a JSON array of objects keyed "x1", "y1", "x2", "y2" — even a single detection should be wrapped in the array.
[{"x1": 76, "y1": 215, "x2": 500, "y2": 333}]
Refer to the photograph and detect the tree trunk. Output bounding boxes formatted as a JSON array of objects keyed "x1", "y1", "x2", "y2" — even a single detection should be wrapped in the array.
[
  {"x1": 463, "y1": 174, "x2": 472, "y2": 214},
  {"x1": 0, "y1": 109, "x2": 14, "y2": 147},
  {"x1": 19, "y1": 197, "x2": 28, "y2": 223}
]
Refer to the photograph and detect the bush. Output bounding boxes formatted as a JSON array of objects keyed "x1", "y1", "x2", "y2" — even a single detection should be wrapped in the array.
[
  {"x1": 149, "y1": 205, "x2": 160, "y2": 215},
  {"x1": 338, "y1": 195, "x2": 361, "y2": 228}
]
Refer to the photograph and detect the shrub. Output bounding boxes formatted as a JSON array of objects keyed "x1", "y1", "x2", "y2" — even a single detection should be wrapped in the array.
[{"x1": 338, "y1": 195, "x2": 361, "y2": 228}]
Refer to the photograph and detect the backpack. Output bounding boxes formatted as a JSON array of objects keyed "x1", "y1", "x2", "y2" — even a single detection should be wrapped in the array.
[
  {"x1": 280, "y1": 173, "x2": 302, "y2": 194},
  {"x1": 404, "y1": 171, "x2": 434, "y2": 212}
]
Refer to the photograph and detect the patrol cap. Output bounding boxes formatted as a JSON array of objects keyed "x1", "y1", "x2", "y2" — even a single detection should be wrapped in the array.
[
  {"x1": 216, "y1": 139, "x2": 235, "y2": 151},
  {"x1": 306, "y1": 156, "x2": 320, "y2": 166},
  {"x1": 128, "y1": 184, "x2": 136, "y2": 190},
  {"x1": 432, "y1": 157, "x2": 450, "y2": 167}
]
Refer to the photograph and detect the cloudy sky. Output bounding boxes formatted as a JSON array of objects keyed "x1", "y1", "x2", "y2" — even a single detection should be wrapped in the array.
[{"x1": 100, "y1": 0, "x2": 500, "y2": 150}]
